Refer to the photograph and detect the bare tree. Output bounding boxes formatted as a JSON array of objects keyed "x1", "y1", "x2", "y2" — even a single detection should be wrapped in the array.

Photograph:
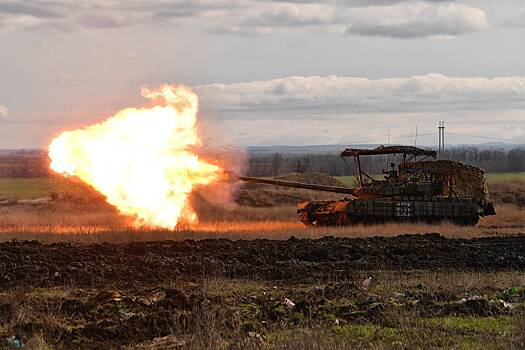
[
  {"x1": 292, "y1": 156, "x2": 311, "y2": 174},
  {"x1": 508, "y1": 149, "x2": 525, "y2": 172},
  {"x1": 271, "y1": 153, "x2": 284, "y2": 176}
]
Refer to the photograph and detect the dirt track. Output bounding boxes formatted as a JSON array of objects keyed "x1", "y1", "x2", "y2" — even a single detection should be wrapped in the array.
[{"x1": 2, "y1": 233, "x2": 525, "y2": 289}]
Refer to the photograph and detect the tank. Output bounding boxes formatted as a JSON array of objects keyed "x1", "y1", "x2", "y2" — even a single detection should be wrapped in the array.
[{"x1": 238, "y1": 145, "x2": 496, "y2": 226}]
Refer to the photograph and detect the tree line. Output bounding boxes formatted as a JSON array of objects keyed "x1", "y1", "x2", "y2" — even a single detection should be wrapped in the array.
[
  {"x1": 247, "y1": 147, "x2": 525, "y2": 177},
  {"x1": 0, "y1": 152, "x2": 50, "y2": 178},
  {"x1": 0, "y1": 147, "x2": 523, "y2": 178}
]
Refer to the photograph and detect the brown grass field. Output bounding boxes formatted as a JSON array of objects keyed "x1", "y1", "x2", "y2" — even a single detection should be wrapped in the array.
[
  {"x1": 1, "y1": 176, "x2": 525, "y2": 349},
  {"x1": 0, "y1": 178, "x2": 524, "y2": 242},
  {"x1": 0, "y1": 203, "x2": 524, "y2": 243}
]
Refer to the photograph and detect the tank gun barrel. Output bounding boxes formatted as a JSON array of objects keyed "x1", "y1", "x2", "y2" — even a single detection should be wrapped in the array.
[{"x1": 238, "y1": 176, "x2": 358, "y2": 196}]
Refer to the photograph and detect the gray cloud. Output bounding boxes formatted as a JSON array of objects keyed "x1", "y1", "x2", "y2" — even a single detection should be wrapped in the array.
[
  {"x1": 257, "y1": 0, "x2": 455, "y2": 4},
  {"x1": 0, "y1": 0, "x2": 248, "y2": 30},
  {"x1": 0, "y1": 0, "x2": 71, "y2": 30},
  {"x1": 196, "y1": 73, "x2": 525, "y2": 115},
  {"x1": 0, "y1": 0, "x2": 489, "y2": 39},
  {"x1": 0, "y1": 1, "x2": 65, "y2": 19},
  {"x1": 212, "y1": 1, "x2": 487, "y2": 37},
  {"x1": 346, "y1": 3, "x2": 489, "y2": 38},
  {"x1": 214, "y1": 2, "x2": 344, "y2": 35},
  {"x1": 347, "y1": 0, "x2": 454, "y2": 3}
]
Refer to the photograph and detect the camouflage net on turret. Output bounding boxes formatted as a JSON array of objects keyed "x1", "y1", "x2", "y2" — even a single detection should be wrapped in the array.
[{"x1": 400, "y1": 160, "x2": 490, "y2": 204}]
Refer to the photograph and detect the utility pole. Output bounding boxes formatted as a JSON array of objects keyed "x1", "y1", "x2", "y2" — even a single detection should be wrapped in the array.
[{"x1": 438, "y1": 121, "x2": 445, "y2": 156}]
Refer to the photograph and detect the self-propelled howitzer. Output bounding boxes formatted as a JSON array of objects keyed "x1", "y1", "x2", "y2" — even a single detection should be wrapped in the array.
[{"x1": 238, "y1": 145, "x2": 496, "y2": 226}]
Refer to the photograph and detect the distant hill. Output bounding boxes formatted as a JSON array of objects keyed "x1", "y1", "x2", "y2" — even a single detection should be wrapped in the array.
[
  {"x1": 248, "y1": 143, "x2": 524, "y2": 155},
  {"x1": 247, "y1": 144, "x2": 381, "y2": 155}
]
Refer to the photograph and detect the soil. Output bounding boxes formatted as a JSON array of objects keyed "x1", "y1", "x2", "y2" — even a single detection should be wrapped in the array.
[
  {"x1": 2, "y1": 233, "x2": 525, "y2": 290},
  {"x1": 3, "y1": 234, "x2": 525, "y2": 349}
]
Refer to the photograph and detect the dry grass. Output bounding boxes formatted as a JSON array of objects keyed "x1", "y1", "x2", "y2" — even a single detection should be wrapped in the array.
[
  {"x1": 0, "y1": 203, "x2": 523, "y2": 243},
  {"x1": 490, "y1": 181, "x2": 525, "y2": 208},
  {"x1": 0, "y1": 175, "x2": 522, "y2": 243}
]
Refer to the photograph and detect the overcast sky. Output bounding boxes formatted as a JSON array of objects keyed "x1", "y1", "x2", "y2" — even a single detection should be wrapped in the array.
[{"x1": 0, "y1": 0, "x2": 524, "y2": 148}]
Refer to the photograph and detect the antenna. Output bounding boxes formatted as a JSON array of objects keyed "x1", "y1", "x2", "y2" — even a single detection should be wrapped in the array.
[
  {"x1": 414, "y1": 126, "x2": 418, "y2": 147},
  {"x1": 438, "y1": 121, "x2": 446, "y2": 156},
  {"x1": 442, "y1": 122, "x2": 445, "y2": 151},
  {"x1": 386, "y1": 129, "x2": 390, "y2": 170}
]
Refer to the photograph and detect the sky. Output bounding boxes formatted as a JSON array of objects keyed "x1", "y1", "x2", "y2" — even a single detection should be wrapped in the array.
[{"x1": 0, "y1": 0, "x2": 524, "y2": 148}]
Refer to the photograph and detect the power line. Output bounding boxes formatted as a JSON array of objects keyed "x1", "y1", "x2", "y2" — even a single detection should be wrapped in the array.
[
  {"x1": 446, "y1": 132, "x2": 518, "y2": 143},
  {"x1": 345, "y1": 129, "x2": 517, "y2": 146},
  {"x1": 398, "y1": 132, "x2": 434, "y2": 139}
]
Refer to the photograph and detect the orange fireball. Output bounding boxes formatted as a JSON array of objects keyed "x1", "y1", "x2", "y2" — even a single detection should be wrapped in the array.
[{"x1": 48, "y1": 85, "x2": 222, "y2": 229}]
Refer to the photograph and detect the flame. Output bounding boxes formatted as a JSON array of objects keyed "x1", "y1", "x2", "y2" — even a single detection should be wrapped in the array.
[{"x1": 48, "y1": 85, "x2": 222, "y2": 229}]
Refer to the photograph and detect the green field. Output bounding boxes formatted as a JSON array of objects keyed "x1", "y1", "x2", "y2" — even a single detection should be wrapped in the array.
[
  {"x1": 0, "y1": 178, "x2": 55, "y2": 199},
  {"x1": 0, "y1": 172, "x2": 523, "y2": 200},
  {"x1": 0, "y1": 177, "x2": 93, "y2": 200},
  {"x1": 485, "y1": 172, "x2": 525, "y2": 183}
]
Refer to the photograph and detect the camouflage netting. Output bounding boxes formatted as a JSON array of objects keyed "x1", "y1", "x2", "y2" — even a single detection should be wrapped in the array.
[{"x1": 400, "y1": 160, "x2": 490, "y2": 204}]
